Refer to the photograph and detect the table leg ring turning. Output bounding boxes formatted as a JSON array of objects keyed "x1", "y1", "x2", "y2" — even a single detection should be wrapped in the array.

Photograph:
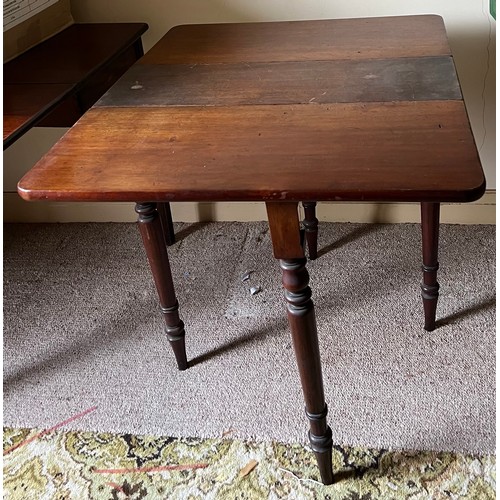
[
  {"x1": 420, "y1": 202, "x2": 441, "y2": 332},
  {"x1": 136, "y1": 202, "x2": 188, "y2": 370}
]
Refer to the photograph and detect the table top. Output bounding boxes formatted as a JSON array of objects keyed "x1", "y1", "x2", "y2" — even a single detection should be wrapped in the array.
[
  {"x1": 18, "y1": 15, "x2": 485, "y2": 204},
  {"x1": 4, "y1": 23, "x2": 148, "y2": 147}
]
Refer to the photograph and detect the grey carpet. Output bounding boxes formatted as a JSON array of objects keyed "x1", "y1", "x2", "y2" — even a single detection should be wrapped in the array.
[{"x1": 3, "y1": 221, "x2": 495, "y2": 455}]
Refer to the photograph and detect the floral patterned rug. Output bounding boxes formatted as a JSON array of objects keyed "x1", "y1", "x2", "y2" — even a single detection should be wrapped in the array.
[{"x1": 3, "y1": 427, "x2": 495, "y2": 499}]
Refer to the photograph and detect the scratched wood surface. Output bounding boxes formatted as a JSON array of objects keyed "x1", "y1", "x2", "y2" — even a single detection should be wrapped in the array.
[
  {"x1": 18, "y1": 15, "x2": 485, "y2": 204},
  {"x1": 97, "y1": 57, "x2": 461, "y2": 107},
  {"x1": 18, "y1": 101, "x2": 484, "y2": 203}
]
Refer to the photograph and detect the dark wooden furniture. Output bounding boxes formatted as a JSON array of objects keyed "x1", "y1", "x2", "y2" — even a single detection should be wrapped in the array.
[
  {"x1": 18, "y1": 16, "x2": 485, "y2": 484},
  {"x1": 4, "y1": 22, "x2": 148, "y2": 149}
]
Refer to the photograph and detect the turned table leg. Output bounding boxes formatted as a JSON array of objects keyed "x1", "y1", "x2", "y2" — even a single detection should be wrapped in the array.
[
  {"x1": 302, "y1": 202, "x2": 318, "y2": 260},
  {"x1": 420, "y1": 202, "x2": 440, "y2": 331},
  {"x1": 267, "y1": 202, "x2": 334, "y2": 485},
  {"x1": 136, "y1": 202, "x2": 188, "y2": 370},
  {"x1": 157, "y1": 202, "x2": 176, "y2": 246}
]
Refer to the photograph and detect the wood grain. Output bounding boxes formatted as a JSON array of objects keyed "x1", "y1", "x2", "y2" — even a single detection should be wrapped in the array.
[
  {"x1": 98, "y1": 56, "x2": 460, "y2": 107},
  {"x1": 18, "y1": 101, "x2": 484, "y2": 203},
  {"x1": 266, "y1": 202, "x2": 303, "y2": 259},
  {"x1": 140, "y1": 16, "x2": 450, "y2": 65},
  {"x1": 17, "y1": 16, "x2": 484, "y2": 206}
]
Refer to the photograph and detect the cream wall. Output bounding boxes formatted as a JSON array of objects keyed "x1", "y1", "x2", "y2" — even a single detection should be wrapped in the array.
[{"x1": 4, "y1": 0, "x2": 496, "y2": 223}]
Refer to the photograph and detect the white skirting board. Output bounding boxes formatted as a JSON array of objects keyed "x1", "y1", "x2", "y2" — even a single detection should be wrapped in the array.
[{"x1": 3, "y1": 191, "x2": 495, "y2": 224}]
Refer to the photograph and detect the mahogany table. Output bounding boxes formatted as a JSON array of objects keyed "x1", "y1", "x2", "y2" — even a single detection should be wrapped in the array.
[{"x1": 18, "y1": 16, "x2": 485, "y2": 484}]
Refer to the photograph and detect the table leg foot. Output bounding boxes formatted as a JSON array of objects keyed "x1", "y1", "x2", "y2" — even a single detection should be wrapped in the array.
[
  {"x1": 420, "y1": 202, "x2": 440, "y2": 332},
  {"x1": 302, "y1": 202, "x2": 318, "y2": 260},
  {"x1": 136, "y1": 202, "x2": 188, "y2": 370},
  {"x1": 158, "y1": 202, "x2": 176, "y2": 246},
  {"x1": 307, "y1": 408, "x2": 334, "y2": 484}
]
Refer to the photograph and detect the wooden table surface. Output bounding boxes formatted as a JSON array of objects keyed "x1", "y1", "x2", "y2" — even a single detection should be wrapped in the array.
[{"x1": 18, "y1": 15, "x2": 485, "y2": 204}]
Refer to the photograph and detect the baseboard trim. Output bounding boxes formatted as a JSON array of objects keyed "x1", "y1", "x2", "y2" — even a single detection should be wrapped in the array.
[{"x1": 3, "y1": 191, "x2": 495, "y2": 224}]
